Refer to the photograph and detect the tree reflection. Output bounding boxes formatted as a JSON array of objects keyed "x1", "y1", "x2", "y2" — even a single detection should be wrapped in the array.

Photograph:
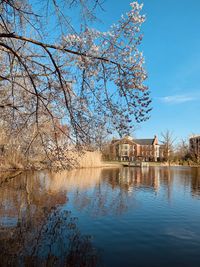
[
  {"x1": 0, "y1": 172, "x2": 99, "y2": 267},
  {"x1": 1, "y1": 166, "x2": 199, "y2": 266},
  {"x1": 67, "y1": 167, "x2": 196, "y2": 215},
  {"x1": 68, "y1": 167, "x2": 164, "y2": 216}
]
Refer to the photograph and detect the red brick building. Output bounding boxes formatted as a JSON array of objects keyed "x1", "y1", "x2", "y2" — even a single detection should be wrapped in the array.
[{"x1": 109, "y1": 135, "x2": 163, "y2": 162}]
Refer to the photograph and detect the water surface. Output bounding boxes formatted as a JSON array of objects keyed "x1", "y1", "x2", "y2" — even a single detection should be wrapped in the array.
[{"x1": 0, "y1": 166, "x2": 200, "y2": 267}]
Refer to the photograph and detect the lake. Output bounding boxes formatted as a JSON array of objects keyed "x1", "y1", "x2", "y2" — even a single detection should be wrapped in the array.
[{"x1": 0, "y1": 166, "x2": 200, "y2": 267}]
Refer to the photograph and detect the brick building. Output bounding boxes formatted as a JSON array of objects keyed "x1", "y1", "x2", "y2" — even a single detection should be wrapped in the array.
[
  {"x1": 109, "y1": 135, "x2": 164, "y2": 162},
  {"x1": 189, "y1": 135, "x2": 200, "y2": 161}
]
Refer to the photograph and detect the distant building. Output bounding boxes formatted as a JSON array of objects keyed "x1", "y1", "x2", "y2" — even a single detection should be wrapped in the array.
[
  {"x1": 109, "y1": 135, "x2": 163, "y2": 162},
  {"x1": 189, "y1": 135, "x2": 200, "y2": 161}
]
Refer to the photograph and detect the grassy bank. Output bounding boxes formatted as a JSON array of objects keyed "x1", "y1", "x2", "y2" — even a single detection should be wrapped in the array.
[
  {"x1": 1, "y1": 154, "x2": 199, "y2": 172},
  {"x1": 0, "y1": 151, "x2": 121, "y2": 172}
]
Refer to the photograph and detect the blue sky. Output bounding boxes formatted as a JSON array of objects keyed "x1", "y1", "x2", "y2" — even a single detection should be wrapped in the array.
[{"x1": 95, "y1": 0, "x2": 200, "y2": 142}]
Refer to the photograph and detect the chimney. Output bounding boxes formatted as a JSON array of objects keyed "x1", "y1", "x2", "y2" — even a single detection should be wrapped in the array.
[{"x1": 154, "y1": 135, "x2": 158, "y2": 144}]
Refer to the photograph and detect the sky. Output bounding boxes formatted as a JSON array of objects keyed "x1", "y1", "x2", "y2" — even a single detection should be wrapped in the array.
[{"x1": 94, "y1": 0, "x2": 200, "y2": 142}]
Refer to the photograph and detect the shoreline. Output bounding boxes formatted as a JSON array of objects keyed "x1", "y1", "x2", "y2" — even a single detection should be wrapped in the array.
[{"x1": 0, "y1": 161, "x2": 199, "y2": 173}]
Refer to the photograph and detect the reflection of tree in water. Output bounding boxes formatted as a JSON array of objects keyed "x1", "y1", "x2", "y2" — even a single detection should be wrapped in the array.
[
  {"x1": 71, "y1": 169, "x2": 131, "y2": 216},
  {"x1": 0, "y1": 172, "x2": 99, "y2": 267},
  {"x1": 70, "y1": 167, "x2": 195, "y2": 215},
  {"x1": 163, "y1": 167, "x2": 200, "y2": 199},
  {"x1": 71, "y1": 167, "x2": 163, "y2": 216},
  {"x1": 0, "y1": 209, "x2": 99, "y2": 267},
  {"x1": 1, "y1": 167, "x2": 198, "y2": 265}
]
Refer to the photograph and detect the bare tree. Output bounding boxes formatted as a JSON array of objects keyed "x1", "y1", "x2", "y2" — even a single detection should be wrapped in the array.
[
  {"x1": 0, "y1": 1, "x2": 151, "y2": 168},
  {"x1": 160, "y1": 130, "x2": 176, "y2": 165},
  {"x1": 175, "y1": 139, "x2": 190, "y2": 163}
]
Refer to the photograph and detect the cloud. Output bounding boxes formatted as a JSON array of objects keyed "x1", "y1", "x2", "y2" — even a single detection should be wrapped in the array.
[{"x1": 159, "y1": 94, "x2": 199, "y2": 104}]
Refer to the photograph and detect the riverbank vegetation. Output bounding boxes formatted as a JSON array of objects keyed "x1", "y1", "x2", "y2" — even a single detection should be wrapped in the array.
[{"x1": 160, "y1": 131, "x2": 199, "y2": 166}]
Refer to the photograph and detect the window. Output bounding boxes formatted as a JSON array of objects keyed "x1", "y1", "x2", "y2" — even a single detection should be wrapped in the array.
[{"x1": 123, "y1": 144, "x2": 128, "y2": 149}]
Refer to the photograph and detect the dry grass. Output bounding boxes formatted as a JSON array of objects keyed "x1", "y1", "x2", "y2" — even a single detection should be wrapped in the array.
[
  {"x1": 0, "y1": 138, "x2": 104, "y2": 170},
  {"x1": 51, "y1": 150, "x2": 104, "y2": 170},
  {"x1": 1, "y1": 150, "x2": 26, "y2": 170},
  {"x1": 77, "y1": 151, "x2": 103, "y2": 168}
]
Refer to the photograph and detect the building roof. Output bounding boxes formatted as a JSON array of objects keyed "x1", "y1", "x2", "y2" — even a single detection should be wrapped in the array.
[
  {"x1": 111, "y1": 136, "x2": 158, "y2": 146},
  {"x1": 190, "y1": 135, "x2": 200, "y2": 139},
  {"x1": 133, "y1": 139, "x2": 154, "y2": 145}
]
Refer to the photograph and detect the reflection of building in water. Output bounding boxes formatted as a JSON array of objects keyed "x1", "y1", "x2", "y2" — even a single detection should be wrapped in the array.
[
  {"x1": 101, "y1": 167, "x2": 178, "y2": 202},
  {"x1": 103, "y1": 167, "x2": 161, "y2": 193},
  {"x1": 191, "y1": 168, "x2": 200, "y2": 198}
]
